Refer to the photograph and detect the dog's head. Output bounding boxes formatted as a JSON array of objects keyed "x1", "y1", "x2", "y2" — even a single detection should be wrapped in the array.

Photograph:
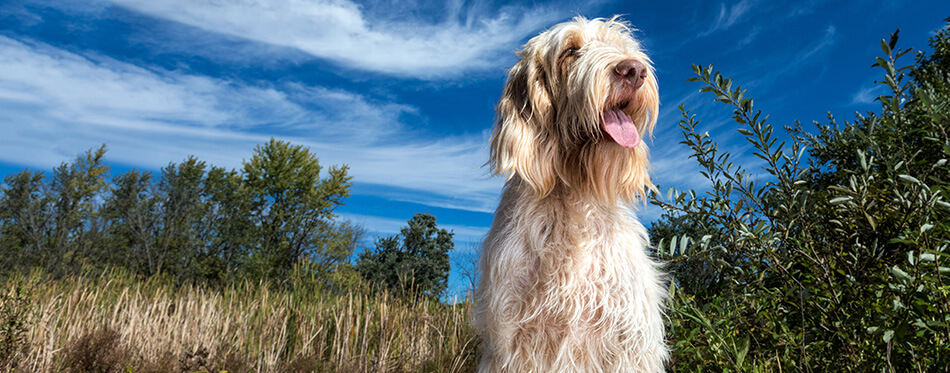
[{"x1": 490, "y1": 16, "x2": 658, "y2": 204}]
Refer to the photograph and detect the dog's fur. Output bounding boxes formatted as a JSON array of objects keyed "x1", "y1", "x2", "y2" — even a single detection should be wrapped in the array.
[{"x1": 473, "y1": 16, "x2": 667, "y2": 372}]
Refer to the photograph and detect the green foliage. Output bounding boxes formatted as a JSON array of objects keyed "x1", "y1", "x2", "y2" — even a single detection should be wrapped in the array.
[
  {"x1": 0, "y1": 146, "x2": 110, "y2": 277},
  {"x1": 652, "y1": 22, "x2": 950, "y2": 371},
  {"x1": 242, "y1": 139, "x2": 356, "y2": 284},
  {"x1": 48, "y1": 145, "x2": 111, "y2": 275},
  {"x1": 0, "y1": 170, "x2": 47, "y2": 272},
  {"x1": 0, "y1": 139, "x2": 363, "y2": 291},
  {"x1": 357, "y1": 213, "x2": 455, "y2": 299},
  {"x1": 100, "y1": 168, "x2": 157, "y2": 275}
]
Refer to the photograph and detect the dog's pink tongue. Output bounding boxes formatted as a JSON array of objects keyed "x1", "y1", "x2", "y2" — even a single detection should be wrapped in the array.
[{"x1": 602, "y1": 109, "x2": 640, "y2": 148}]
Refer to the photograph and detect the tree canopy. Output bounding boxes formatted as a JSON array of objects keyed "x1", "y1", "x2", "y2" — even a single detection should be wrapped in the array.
[
  {"x1": 0, "y1": 139, "x2": 363, "y2": 288},
  {"x1": 356, "y1": 212, "x2": 454, "y2": 299}
]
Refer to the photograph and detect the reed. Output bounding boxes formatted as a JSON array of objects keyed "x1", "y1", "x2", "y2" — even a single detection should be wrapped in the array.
[{"x1": 3, "y1": 269, "x2": 478, "y2": 372}]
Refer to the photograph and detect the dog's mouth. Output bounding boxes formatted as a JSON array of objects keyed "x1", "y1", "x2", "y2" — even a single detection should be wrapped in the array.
[{"x1": 601, "y1": 100, "x2": 640, "y2": 148}]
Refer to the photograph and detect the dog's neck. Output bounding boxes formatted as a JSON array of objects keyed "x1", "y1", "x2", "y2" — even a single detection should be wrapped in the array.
[{"x1": 506, "y1": 176, "x2": 628, "y2": 225}]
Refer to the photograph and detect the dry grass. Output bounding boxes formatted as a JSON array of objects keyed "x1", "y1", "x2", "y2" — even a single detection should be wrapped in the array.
[{"x1": 4, "y1": 270, "x2": 478, "y2": 372}]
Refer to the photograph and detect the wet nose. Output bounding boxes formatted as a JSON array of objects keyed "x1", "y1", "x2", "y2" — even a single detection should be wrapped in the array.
[{"x1": 615, "y1": 59, "x2": 647, "y2": 89}]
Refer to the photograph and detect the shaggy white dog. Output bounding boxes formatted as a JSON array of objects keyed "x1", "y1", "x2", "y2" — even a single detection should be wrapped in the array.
[{"x1": 474, "y1": 16, "x2": 667, "y2": 372}]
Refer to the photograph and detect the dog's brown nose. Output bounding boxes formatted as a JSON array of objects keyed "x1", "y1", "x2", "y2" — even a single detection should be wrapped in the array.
[{"x1": 615, "y1": 59, "x2": 647, "y2": 89}]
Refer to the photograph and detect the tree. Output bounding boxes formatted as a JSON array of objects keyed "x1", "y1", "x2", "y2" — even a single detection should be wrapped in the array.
[
  {"x1": 242, "y1": 138, "x2": 354, "y2": 283},
  {"x1": 45, "y1": 146, "x2": 110, "y2": 276},
  {"x1": 154, "y1": 157, "x2": 213, "y2": 281},
  {"x1": 199, "y1": 165, "x2": 252, "y2": 283},
  {"x1": 0, "y1": 170, "x2": 49, "y2": 274},
  {"x1": 100, "y1": 169, "x2": 159, "y2": 275},
  {"x1": 0, "y1": 140, "x2": 361, "y2": 288},
  {"x1": 356, "y1": 213, "x2": 454, "y2": 299}
]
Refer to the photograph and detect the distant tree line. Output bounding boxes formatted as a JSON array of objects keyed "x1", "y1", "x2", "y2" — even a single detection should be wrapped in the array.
[{"x1": 0, "y1": 139, "x2": 454, "y2": 298}]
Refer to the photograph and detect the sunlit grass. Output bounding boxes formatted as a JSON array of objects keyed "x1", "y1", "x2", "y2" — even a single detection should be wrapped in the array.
[{"x1": 4, "y1": 269, "x2": 478, "y2": 372}]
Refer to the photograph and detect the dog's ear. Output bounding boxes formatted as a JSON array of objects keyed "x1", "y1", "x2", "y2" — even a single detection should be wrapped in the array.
[{"x1": 489, "y1": 53, "x2": 558, "y2": 198}]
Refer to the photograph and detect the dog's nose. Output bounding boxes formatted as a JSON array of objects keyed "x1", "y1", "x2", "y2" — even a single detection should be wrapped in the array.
[{"x1": 615, "y1": 59, "x2": 647, "y2": 89}]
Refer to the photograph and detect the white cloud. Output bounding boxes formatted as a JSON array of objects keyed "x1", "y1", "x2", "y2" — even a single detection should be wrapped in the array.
[
  {"x1": 801, "y1": 25, "x2": 838, "y2": 62},
  {"x1": 296, "y1": 131, "x2": 503, "y2": 213},
  {"x1": 105, "y1": 0, "x2": 564, "y2": 79},
  {"x1": 851, "y1": 83, "x2": 886, "y2": 105},
  {"x1": 702, "y1": 0, "x2": 754, "y2": 36},
  {"x1": 0, "y1": 35, "x2": 502, "y2": 211},
  {"x1": 338, "y1": 212, "x2": 488, "y2": 250}
]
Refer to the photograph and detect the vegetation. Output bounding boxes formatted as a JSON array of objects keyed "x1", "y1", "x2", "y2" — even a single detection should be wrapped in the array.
[
  {"x1": 356, "y1": 213, "x2": 454, "y2": 299},
  {"x1": 0, "y1": 139, "x2": 364, "y2": 287},
  {"x1": 3, "y1": 269, "x2": 475, "y2": 372},
  {"x1": 0, "y1": 18, "x2": 947, "y2": 373},
  {"x1": 0, "y1": 138, "x2": 462, "y2": 371},
  {"x1": 651, "y1": 21, "x2": 950, "y2": 371}
]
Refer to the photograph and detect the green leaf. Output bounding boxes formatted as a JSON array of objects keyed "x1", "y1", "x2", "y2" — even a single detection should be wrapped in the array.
[
  {"x1": 891, "y1": 265, "x2": 913, "y2": 283},
  {"x1": 864, "y1": 211, "x2": 877, "y2": 230},
  {"x1": 898, "y1": 174, "x2": 921, "y2": 184},
  {"x1": 888, "y1": 30, "x2": 899, "y2": 51},
  {"x1": 829, "y1": 196, "x2": 852, "y2": 205},
  {"x1": 883, "y1": 329, "x2": 895, "y2": 343},
  {"x1": 736, "y1": 337, "x2": 750, "y2": 367},
  {"x1": 857, "y1": 149, "x2": 867, "y2": 171}
]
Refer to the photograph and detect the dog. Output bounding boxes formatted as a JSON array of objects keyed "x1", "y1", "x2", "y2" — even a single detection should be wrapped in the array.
[{"x1": 473, "y1": 16, "x2": 667, "y2": 372}]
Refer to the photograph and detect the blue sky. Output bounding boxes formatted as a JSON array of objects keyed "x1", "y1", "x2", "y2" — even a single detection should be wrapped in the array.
[{"x1": 1, "y1": 0, "x2": 948, "y2": 298}]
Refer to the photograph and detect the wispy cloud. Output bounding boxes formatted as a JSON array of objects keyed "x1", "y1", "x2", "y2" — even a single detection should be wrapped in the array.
[
  {"x1": 338, "y1": 212, "x2": 488, "y2": 250},
  {"x1": 851, "y1": 82, "x2": 886, "y2": 105},
  {"x1": 801, "y1": 25, "x2": 838, "y2": 62},
  {"x1": 701, "y1": 0, "x2": 754, "y2": 36},
  {"x1": 104, "y1": 0, "x2": 564, "y2": 79},
  {"x1": 0, "y1": 35, "x2": 502, "y2": 211},
  {"x1": 708, "y1": 23, "x2": 839, "y2": 95}
]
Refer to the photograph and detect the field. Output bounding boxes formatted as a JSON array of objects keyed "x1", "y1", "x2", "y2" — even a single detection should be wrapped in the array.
[{"x1": 0, "y1": 270, "x2": 478, "y2": 372}]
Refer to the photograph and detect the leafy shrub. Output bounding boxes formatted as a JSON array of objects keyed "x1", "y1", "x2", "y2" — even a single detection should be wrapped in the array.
[{"x1": 652, "y1": 22, "x2": 950, "y2": 371}]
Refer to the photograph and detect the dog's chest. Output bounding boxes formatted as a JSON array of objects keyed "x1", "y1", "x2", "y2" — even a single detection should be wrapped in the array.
[{"x1": 532, "y1": 203, "x2": 647, "y2": 281}]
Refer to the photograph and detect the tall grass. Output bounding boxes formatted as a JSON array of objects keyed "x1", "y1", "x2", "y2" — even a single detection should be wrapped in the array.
[{"x1": 3, "y1": 269, "x2": 478, "y2": 372}]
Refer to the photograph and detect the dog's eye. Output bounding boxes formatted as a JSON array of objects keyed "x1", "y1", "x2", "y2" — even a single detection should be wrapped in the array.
[{"x1": 565, "y1": 48, "x2": 578, "y2": 56}]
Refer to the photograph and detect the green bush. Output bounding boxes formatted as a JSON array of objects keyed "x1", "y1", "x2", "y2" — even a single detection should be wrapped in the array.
[{"x1": 652, "y1": 22, "x2": 950, "y2": 371}]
